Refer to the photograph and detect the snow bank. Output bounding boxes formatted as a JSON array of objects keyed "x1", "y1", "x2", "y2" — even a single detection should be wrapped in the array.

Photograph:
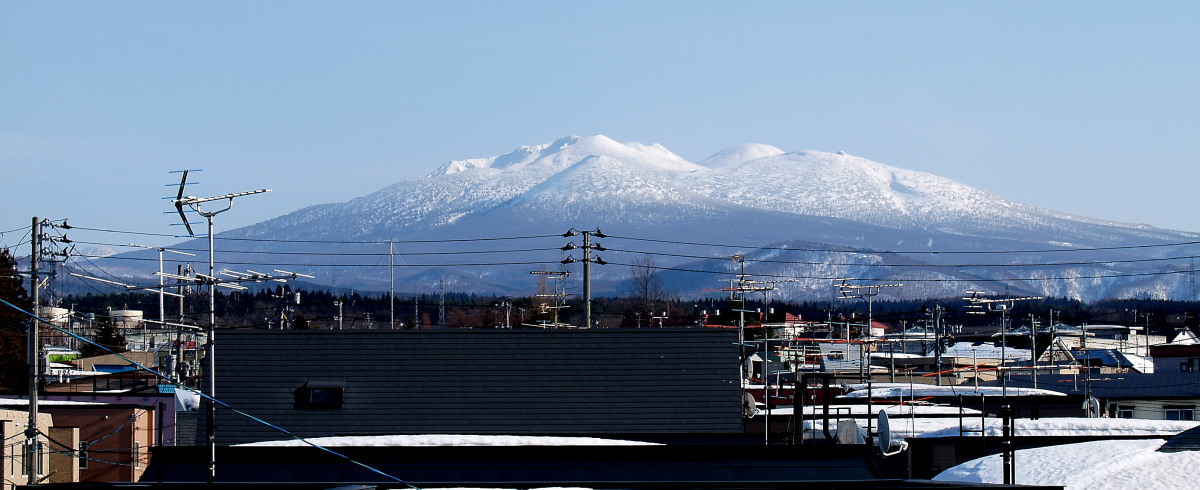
[{"x1": 934, "y1": 439, "x2": 1200, "y2": 488}]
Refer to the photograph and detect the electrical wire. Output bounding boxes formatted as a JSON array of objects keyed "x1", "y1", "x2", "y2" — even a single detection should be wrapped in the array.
[
  {"x1": 602, "y1": 260, "x2": 1200, "y2": 283},
  {"x1": 47, "y1": 223, "x2": 1200, "y2": 286},
  {"x1": 604, "y1": 233, "x2": 1200, "y2": 255},
  {"x1": 67, "y1": 239, "x2": 563, "y2": 257},
  {"x1": 70, "y1": 253, "x2": 563, "y2": 268},
  {"x1": 604, "y1": 247, "x2": 1200, "y2": 269},
  {"x1": 68, "y1": 225, "x2": 559, "y2": 244}
]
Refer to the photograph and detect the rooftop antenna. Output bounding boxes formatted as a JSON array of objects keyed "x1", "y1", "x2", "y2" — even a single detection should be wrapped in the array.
[
  {"x1": 170, "y1": 170, "x2": 269, "y2": 484},
  {"x1": 962, "y1": 292, "x2": 1044, "y2": 399}
]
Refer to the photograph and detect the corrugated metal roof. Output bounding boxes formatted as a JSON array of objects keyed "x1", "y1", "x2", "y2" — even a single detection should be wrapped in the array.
[
  {"x1": 1160, "y1": 424, "x2": 1200, "y2": 452},
  {"x1": 205, "y1": 329, "x2": 742, "y2": 445},
  {"x1": 1000, "y1": 372, "x2": 1200, "y2": 398}
]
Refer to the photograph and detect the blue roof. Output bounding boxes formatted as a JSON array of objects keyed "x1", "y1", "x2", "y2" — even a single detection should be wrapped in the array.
[
  {"x1": 92, "y1": 364, "x2": 138, "y2": 374},
  {"x1": 1072, "y1": 349, "x2": 1129, "y2": 367}
]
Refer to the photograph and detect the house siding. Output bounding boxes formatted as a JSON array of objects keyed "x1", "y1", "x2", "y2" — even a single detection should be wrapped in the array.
[{"x1": 205, "y1": 329, "x2": 742, "y2": 444}]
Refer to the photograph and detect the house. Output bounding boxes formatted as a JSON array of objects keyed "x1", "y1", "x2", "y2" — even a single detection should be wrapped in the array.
[
  {"x1": 1150, "y1": 343, "x2": 1200, "y2": 373},
  {"x1": 998, "y1": 372, "x2": 1200, "y2": 421},
  {"x1": 198, "y1": 328, "x2": 743, "y2": 445},
  {"x1": 0, "y1": 405, "x2": 61, "y2": 489},
  {"x1": 0, "y1": 398, "x2": 160, "y2": 484}
]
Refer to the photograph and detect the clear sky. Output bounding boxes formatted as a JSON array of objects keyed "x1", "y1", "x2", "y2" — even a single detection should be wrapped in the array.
[{"x1": 3, "y1": 1, "x2": 1199, "y2": 249}]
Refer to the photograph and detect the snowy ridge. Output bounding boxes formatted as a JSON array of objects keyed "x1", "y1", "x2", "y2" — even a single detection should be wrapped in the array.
[{"x1": 180, "y1": 134, "x2": 1200, "y2": 301}]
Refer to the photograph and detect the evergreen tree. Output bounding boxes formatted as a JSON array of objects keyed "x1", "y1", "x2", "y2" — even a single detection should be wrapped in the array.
[
  {"x1": 81, "y1": 318, "x2": 127, "y2": 358},
  {"x1": 0, "y1": 249, "x2": 29, "y2": 393}
]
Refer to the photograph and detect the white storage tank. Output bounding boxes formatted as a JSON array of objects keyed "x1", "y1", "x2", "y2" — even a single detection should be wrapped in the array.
[
  {"x1": 38, "y1": 306, "x2": 70, "y2": 327},
  {"x1": 110, "y1": 309, "x2": 143, "y2": 329}
]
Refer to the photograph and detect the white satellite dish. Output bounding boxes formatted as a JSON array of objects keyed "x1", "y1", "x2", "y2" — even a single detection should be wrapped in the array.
[
  {"x1": 877, "y1": 410, "x2": 908, "y2": 456},
  {"x1": 877, "y1": 410, "x2": 891, "y2": 452}
]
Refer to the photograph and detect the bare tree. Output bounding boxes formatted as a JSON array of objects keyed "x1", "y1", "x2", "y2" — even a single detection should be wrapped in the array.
[{"x1": 629, "y1": 254, "x2": 672, "y2": 318}]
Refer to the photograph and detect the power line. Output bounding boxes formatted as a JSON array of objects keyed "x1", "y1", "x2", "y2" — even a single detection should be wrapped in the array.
[
  {"x1": 67, "y1": 240, "x2": 563, "y2": 257},
  {"x1": 603, "y1": 260, "x2": 1200, "y2": 283},
  {"x1": 70, "y1": 254, "x2": 563, "y2": 268},
  {"x1": 605, "y1": 234, "x2": 1200, "y2": 255},
  {"x1": 68, "y1": 225, "x2": 559, "y2": 244},
  {"x1": 604, "y1": 247, "x2": 1200, "y2": 269}
]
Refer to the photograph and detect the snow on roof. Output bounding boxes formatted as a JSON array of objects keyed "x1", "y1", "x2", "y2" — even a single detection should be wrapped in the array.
[
  {"x1": 805, "y1": 417, "x2": 1198, "y2": 448},
  {"x1": 943, "y1": 342, "x2": 1032, "y2": 361},
  {"x1": 0, "y1": 398, "x2": 105, "y2": 406},
  {"x1": 1123, "y1": 352, "x2": 1155, "y2": 373},
  {"x1": 750, "y1": 404, "x2": 979, "y2": 418},
  {"x1": 236, "y1": 434, "x2": 662, "y2": 447},
  {"x1": 934, "y1": 438, "x2": 1198, "y2": 489},
  {"x1": 917, "y1": 417, "x2": 1200, "y2": 439},
  {"x1": 841, "y1": 383, "x2": 1065, "y2": 398}
]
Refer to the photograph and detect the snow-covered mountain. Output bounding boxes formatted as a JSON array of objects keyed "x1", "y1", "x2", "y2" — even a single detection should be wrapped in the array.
[{"x1": 97, "y1": 135, "x2": 1200, "y2": 302}]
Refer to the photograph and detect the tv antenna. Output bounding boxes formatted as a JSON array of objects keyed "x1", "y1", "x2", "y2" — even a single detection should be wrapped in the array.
[{"x1": 169, "y1": 169, "x2": 271, "y2": 484}]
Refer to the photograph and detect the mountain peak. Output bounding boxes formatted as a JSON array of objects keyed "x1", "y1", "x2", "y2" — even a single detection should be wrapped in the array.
[
  {"x1": 431, "y1": 135, "x2": 699, "y2": 176},
  {"x1": 698, "y1": 143, "x2": 786, "y2": 168}
]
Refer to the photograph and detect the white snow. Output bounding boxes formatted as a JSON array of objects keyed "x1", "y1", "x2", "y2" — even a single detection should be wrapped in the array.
[
  {"x1": 750, "y1": 403, "x2": 979, "y2": 418},
  {"x1": 803, "y1": 416, "x2": 1198, "y2": 449},
  {"x1": 840, "y1": 383, "x2": 1065, "y2": 398},
  {"x1": 236, "y1": 434, "x2": 662, "y2": 447},
  {"x1": 943, "y1": 342, "x2": 1032, "y2": 361},
  {"x1": 697, "y1": 143, "x2": 785, "y2": 168},
  {"x1": 917, "y1": 417, "x2": 1200, "y2": 439},
  {"x1": 934, "y1": 438, "x2": 1200, "y2": 489}
]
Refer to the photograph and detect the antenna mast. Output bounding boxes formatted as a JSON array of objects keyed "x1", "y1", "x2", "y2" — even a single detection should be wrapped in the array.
[{"x1": 170, "y1": 170, "x2": 270, "y2": 484}]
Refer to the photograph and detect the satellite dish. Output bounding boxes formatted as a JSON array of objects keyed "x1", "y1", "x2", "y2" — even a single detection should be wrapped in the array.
[
  {"x1": 877, "y1": 410, "x2": 908, "y2": 457},
  {"x1": 877, "y1": 410, "x2": 891, "y2": 452},
  {"x1": 742, "y1": 392, "x2": 759, "y2": 418}
]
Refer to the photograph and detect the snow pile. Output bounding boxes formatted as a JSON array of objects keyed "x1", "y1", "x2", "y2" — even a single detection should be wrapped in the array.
[
  {"x1": 236, "y1": 434, "x2": 662, "y2": 447},
  {"x1": 934, "y1": 439, "x2": 1199, "y2": 488},
  {"x1": 917, "y1": 417, "x2": 1200, "y2": 439}
]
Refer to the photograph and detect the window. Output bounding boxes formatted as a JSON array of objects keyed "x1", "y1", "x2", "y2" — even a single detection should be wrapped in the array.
[
  {"x1": 1182, "y1": 362, "x2": 1190, "y2": 373},
  {"x1": 294, "y1": 380, "x2": 345, "y2": 410},
  {"x1": 1165, "y1": 406, "x2": 1195, "y2": 421},
  {"x1": 1115, "y1": 406, "x2": 1134, "y2": 419}
]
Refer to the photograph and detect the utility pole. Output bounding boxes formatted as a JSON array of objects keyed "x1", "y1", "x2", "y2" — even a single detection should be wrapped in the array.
[
  {"x1": 530, "y1": 270, "x2": 570, "y2": 327},
  {"x1": 1030, "y1": 313, "x2": 1038, "y2": 389},
  {"x1": 726, "y1": 255, "x2": 775, "y2": 442},
  {"x1": 495, "y1": 298, "x2": 513, "y2": 329},
  {"x1": 836, "y1": 279, "x2": 902, "y2": 340},
  {"x1": 837, "y1": 279, "x2": 901, "y2": 386},
  {"x1": 964, "y1": 292, "x2": 1043, "y2": 397},
  {"x1": 389, "y1": 241, "x2": 395, "y2": 329},
  {"x1": 922, "y1": 301, "x2": 947, "y2": 386},
  {"x1": 26, "y1": 217, "x2": 42, "y2": 482},
  {"x1": 562, "y1": 228, "x2": 606, "y2": 329}
]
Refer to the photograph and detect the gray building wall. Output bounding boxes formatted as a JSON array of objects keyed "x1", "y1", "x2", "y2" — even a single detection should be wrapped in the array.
[{"x1": 205, "y1": 329, "x2": 741, "y2": 444}]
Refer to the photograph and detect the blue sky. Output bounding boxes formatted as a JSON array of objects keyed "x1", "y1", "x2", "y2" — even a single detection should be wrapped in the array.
[{"x1": 3, "y1": 2, "x2": 1199, "y2": 248}]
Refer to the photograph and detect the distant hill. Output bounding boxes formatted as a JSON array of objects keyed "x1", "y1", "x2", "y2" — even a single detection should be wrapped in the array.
[{"x1": 87, "y1": 135, "x2": 1200, "y2": 302}]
